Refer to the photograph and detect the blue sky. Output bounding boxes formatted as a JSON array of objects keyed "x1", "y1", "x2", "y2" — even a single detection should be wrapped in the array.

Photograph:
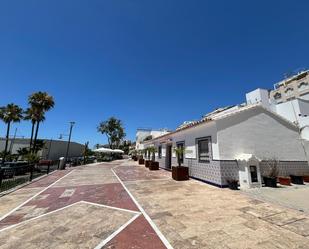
[{"x1": 0, "y1": 0, "x2": 308, "y2": 147}]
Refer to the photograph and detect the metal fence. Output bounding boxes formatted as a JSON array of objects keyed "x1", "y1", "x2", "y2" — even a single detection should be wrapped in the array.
[{"x1": 0, "y1": 161, "x2": 59, "y2": 193}]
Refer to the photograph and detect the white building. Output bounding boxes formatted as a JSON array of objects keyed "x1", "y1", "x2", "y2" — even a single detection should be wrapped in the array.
[
  {"x1": 135, "y1": 128, "x2": 170, "y2": 150},
  {"x1": 141, "y1": 71, "x2": 309, "y2": 188},
  {"x1": 143, "y1": 104, "x2": 309, "y2": 187}
]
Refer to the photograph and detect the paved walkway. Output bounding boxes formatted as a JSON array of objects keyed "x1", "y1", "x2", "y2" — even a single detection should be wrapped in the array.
[{"x1": 0, "y1": 160, "x2": 309, "y2": 248}]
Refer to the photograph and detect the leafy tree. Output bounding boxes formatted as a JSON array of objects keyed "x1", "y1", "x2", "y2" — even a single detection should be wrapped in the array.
[
  {"x1": 27, "y1": 92, "x2": 54, "y2": 153},
  {"x1": 0, "y1": 103, "x2": 23, "y2": 164},
  {"x1": 97, "y1": 117, "x2": 126, "y2": 149}
]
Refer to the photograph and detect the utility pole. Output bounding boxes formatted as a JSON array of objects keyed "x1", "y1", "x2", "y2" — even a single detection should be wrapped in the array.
[
  {"x1": 46, "y1": 138, "x2": 53, "y2": 160},
  {"x1": 64, "y1": 122, "x2": 75, "y2": 169}
]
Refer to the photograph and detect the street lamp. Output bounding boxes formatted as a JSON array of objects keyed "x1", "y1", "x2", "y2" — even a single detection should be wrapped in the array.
[{"x1": 59, "y1": 121, "x2": 75, "y2": 169}]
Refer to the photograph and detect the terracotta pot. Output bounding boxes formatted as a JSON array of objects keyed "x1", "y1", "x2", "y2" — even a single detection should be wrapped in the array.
[
  {"x1": 172, "y1": 166, "x2": 189, "y2": 181},
  {"x1": 138, "y1": 158, "x2": 144, "y2": 165},
  {"x1": 145, "y1": 160, "x2": 151, "y2": 168},
  {"x1": 303, "y1": 175, "x2": 309, "y2": 182},
  {"x1": 149, "y1": 161, "x2": 159, "y2": 170},
  {"x1": 278, "y1": 176, "x2": 291, "y2": 186}
]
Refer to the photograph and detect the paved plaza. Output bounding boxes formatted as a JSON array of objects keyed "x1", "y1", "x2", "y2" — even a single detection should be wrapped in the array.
[{"x1": 0, "y1": 160, "x2": 308, "y2": 249}]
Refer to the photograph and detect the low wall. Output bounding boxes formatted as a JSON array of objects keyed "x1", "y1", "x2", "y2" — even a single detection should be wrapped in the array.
[{"x1": 155, "y1": 155, "x2": 309, "y2": 187}]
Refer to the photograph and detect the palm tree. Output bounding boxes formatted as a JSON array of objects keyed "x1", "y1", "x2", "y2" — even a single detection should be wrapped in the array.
[
  {"x1": 28, "y1": 92, "x2": 54, "y2": 153},
  {"x1": 0, "y1": 103, "x2": 23, "y2": 164},
  {"x1": 24, "y1": 107, "x2": 38, "y2": 152},
  {"x1": 97, "y1": 117, "x2": 126, "y2": 149}
]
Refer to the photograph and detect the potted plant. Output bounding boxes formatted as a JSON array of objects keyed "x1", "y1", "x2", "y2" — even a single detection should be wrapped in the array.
[
  {"x1": 138, "y1": 150, "x2": 144, "y2": 165},
  {"x1": 148, "y1": 146, "x2": 159, "y2": 170},
  {"x1": 172, "y1": 146, "x2": 189, "y2": 181},
  {"x1": 262, "y1": 159, "x2": 278, "y2": 188},
  {"x1": 278, "y1": 176, "x2": 291, "y2": 186},
  {"x1": 226, "y1": 178, "x2": 238, "y2": 190},
  {"x1": 290, "y1": 175, "x2": 304, "y2": 184},
  {"x1": 144, "y1": 148, "x2": 152, "y2": 168}
]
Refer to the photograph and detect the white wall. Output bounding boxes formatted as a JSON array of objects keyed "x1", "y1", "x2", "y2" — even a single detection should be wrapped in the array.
[
  {"x1": 147, "y1": 122, "x2": 219, "y2": 160},
  {"x1": 216, "y1": 107, "x2": 307, "y2": 161},
  {"x1": 246, "y1": 88, "x2": 270, "y2": 109}
]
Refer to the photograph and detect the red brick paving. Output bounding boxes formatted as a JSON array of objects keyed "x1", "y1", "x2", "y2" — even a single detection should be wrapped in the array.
[
  {"x1": 25, "y1": 170, "x2": 72, "y2": 188},
  {"x1": 0, "y1": 183, "x2": 138, "y2": 229},
  {"x1": 114, "y1": 166, "x2": 170, "y2": 182},
  {"x1": 103, "y1": 215, "x2": 167, "y2": 249}
]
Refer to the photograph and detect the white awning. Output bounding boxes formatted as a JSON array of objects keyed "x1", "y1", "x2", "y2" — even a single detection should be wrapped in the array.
[
  {"x1": 93, "y1": 148, "x2": 114, "y2": 153},
  {"x1": 112, "y1": 149, "x2": 124, "y2": 154}
]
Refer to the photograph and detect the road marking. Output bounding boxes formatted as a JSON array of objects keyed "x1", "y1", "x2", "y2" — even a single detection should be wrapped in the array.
[
  {"x1": 81, "y1": 201, "x2": 141, "y2": 215},
  {"x1": 0, "y1": 170, "x2": 74, "y2": 223},
  {"x1": 111, "y1": 168, "x2": 174, "y2": 249},
  {"x1": 0, "y1": 201, "x2": 81, "y2": 233},
  {"x1": 93, "y1": 213, "x2": 141, "y2": 249}
]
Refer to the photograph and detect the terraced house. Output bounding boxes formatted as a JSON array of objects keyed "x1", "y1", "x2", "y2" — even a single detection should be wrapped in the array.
[{"x1": 141, "y1": 72, "x2": 309, "y2": 188}]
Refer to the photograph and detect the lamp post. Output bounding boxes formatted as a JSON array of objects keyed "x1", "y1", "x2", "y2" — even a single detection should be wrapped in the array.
[
  {"x1": 59, "y1": 122, "x2": 75, "y2": 169},
  {"x1": 64, "y1": 122, "x2": 75, "y2": 168}
]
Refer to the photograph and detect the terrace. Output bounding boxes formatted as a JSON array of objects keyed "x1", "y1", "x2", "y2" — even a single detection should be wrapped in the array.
[{"x1": 0, "y1": 159, "x2": 308, "y2": 248}]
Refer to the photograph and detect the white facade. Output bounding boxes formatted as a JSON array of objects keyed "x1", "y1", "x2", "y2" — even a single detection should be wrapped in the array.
[
  {"x1": 246, "y1": 89, "x2": 309, "y2": 141},
  {"x1": 135, "y1": 128, "x2": 169, "y2": 150},
  {"x1": 143, "y1": 105, "x2": 309, "y2": 187}
]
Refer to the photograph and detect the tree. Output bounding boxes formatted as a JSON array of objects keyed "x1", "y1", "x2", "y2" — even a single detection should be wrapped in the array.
[
  {"x1": 97, "y1": 117, "x2": 126, "y2": 149},
  {"x1": 0, "y1": 103, "x2": 23, "y2": 164},
  {"x1": 24, "y1": 107, "x2": 39, "y2": 152},
  {"x1": 27, "y1": 92, "x2": 54, "y2": 153}
]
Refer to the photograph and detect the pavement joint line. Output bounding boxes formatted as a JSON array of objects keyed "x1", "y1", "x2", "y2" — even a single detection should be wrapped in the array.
[
  {"x1": 111, "y1": 168, "x2": 174, "y2": 249},
  {"x1": 0, "y1": 200, "x2": 82, "y2": 233},
  {"x1": 93, "y1": 213, "x2": 141, "y2": 249},
  {"x1": 0, "y1": 169, "x2": 75, "y2": 223},
  {"x1": 81, "y1": 200, "x2": 141, "y2": 215},
  {"x1": 124, "y1": 178, "x2": 171, "y2": 183}
]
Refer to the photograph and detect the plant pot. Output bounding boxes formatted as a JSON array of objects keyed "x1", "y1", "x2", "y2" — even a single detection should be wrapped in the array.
[
  {"x1": 263, "y1": 177, "x2": 277, "y2": 188},
  {"x1": 227, "y1": 180, "x2": 238, "y2": 190},
  {"x1": 172, "y1": 166, "x2": 189, "y2": 181},
  {"x1": 278, "y1": 176, "x2": 291, "y2": 186},
  {"x1": 303, "y1": 175, "x2": 309, "y2": 183},
  {"x1": 138, "y1": 158, "x2": 144, "y2": 165},
  {"x1": 290, "y1": 175, "x2": 304, "y2": 185},
  {"x1": 145, "y1": 160, "x2": 151, "y2": 168},
  {"x1": 149, "y1": 161, "x2": 159, "y2": 170}
]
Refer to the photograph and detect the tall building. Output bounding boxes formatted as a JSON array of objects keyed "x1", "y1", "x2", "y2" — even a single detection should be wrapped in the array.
[{"x1": 270, "y1": 70, "x2": 309, "y2": 104}]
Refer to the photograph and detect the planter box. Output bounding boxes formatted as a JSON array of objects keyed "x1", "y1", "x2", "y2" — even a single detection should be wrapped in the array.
[
  {"x1": 263, "y1": 177, "x2": 277, "y2": 188},
  {"x1": 138, "y1": 158, "x2": 144, "y2": 165},
  {"x1": 278, "y1": 176, "x2": 291, "y2": 186},
  {"x1": 290, "y1": 175, "x2": 304, "y2": 185},
  {"x1": 227, "y1": 180, "x2": 238, "y2": 190},
  {"x1": 303, "y1": 175, "x2": 309, "y2": 183},
  {"x1": 172, "y1": 166, "x2": 189, "y2": 181},
  {"x1": 145, "y1": 160, "x2": 151, "y2": 168},
  {"x1": 149, "y1": 161, "x2": 159, "y2": 171}
]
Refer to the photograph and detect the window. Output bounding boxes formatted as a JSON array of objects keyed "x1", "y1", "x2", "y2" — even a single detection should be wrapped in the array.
[
  {"x1": 197, "y1": 137, "x2": 211, "y2": 163},
  {"x1": 273, "y1": 92, "x2": 281, "y2": 100},
  {"x1": 298, "y1": 82, "x2": 309, "y2": 91},
  {"x1": 176, "y1": 142, "x2": 184, "y2": 164},
  {"x1": 285, "y1": 87, "x2": 294, "y2": 96},
  {"x1": 158, "y1": 145, "x2": 162, "y2": 158}
]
